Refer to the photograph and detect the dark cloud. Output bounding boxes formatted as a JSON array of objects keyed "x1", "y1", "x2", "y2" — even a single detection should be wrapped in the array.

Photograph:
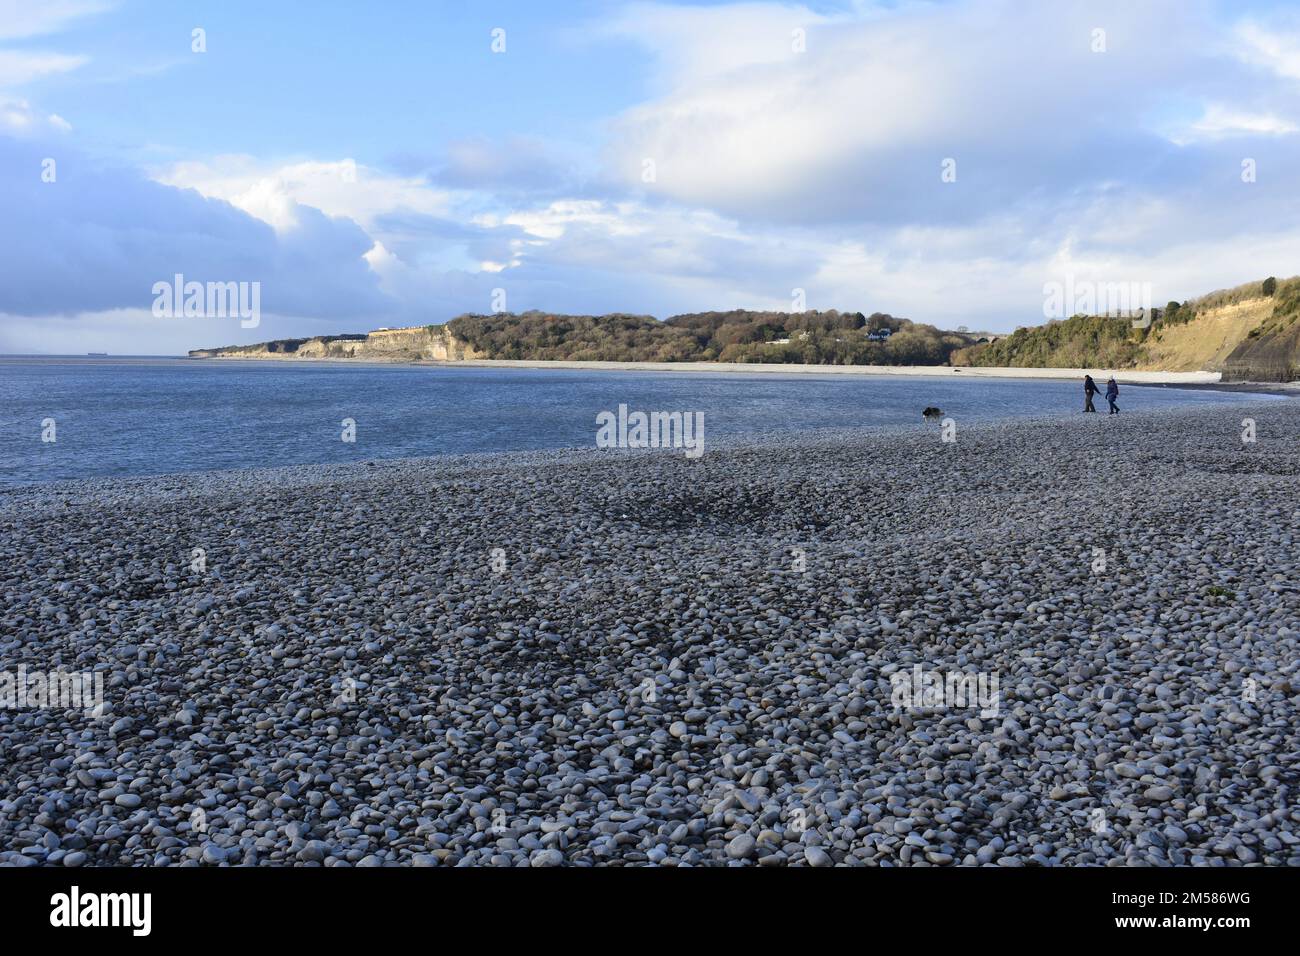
[{"x1": 0, "y1": 135, "x2": 394, "y2": 319}]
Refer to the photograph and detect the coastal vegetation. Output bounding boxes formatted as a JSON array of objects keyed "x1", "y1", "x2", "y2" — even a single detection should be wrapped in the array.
[
  {"x1": 445, "y1": 309, "x2": 976, "y2": 365},
  {"x1": 190, "y1": 275, "x2": 1300, "y2": 379},
  {"x1": 951, "y1": 315, "x2": 1146, "y2": 369},
  {"x1": 949, "y1": 276, "x2": 1300, "y2": 379}
]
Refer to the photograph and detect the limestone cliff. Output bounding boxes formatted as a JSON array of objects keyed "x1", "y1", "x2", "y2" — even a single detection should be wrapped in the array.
[
  {"x1": 188, "y1": 325, "x2": 482, "y2": 362},
  {"x1": 953, "y1": 277, "x2": 1300, "y2": 380}
]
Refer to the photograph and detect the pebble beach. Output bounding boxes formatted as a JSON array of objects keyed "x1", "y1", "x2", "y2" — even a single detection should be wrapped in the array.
[{"x1": 1, "y1": 400, "x2": 1297, "y2": 867}]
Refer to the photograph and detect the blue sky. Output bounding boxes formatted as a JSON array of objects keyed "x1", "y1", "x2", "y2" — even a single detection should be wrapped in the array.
[
  {"x1": 4, "y1": 0, "x2": 1300, "y2": 353},
  {"x1": 32, "y1": 2, "x2": 650, "y2": 163}
]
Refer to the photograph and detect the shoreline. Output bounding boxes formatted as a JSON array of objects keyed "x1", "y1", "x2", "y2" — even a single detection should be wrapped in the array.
[
  {"x1": 207, "y1": 352, "x2": 1223, "y2": 384},
  {"x1": 3, "y1": 394, "x2": 1286, "y2": 494},
  {"x1": 1136, "y1": 379, "x2": 1300, "y2": 397},
  {"x1": 13, "y1": 353, "x2": 1297, "y2": 394},
  {"x1": 415, "y1": 357, "x2": 1223, "y2": 384},
  {"x1": 2, "y1": 400, "x2": 1296, "y2": 866}
]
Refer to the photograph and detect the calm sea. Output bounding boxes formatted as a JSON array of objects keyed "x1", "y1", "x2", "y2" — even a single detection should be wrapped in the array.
[{"x1": 0, "y1": 357, "x2": 1281, "y2": 487}]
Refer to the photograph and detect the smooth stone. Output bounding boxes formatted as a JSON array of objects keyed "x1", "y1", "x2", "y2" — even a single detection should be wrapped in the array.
[
  {"x1": 727, "y1": 834, "x2": 757, "y2": 860},
  {"x1": 804, "y1": 846, "x2": 832, "y2": 867}
]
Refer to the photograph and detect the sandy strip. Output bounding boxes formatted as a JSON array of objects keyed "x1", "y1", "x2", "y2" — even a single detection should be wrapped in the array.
[
  {"x1": 178, "y1": 352, "x2": 1222, "y2": 383},
  {"x1": 418, "y1": 359, "x2": 1222, "y2": 382}
]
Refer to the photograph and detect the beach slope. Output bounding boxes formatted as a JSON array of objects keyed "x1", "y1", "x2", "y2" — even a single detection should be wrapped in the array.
[{"x1": 0, "y1": 402, "x2": 1296, "y2": 866}]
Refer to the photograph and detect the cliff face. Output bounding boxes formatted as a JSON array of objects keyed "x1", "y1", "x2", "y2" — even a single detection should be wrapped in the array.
[
  {"x1": 188, "y1": 325, "x2": 482, "y2": 362},
  {"x1": 1138, "y1": 296, "x2": 1274, "y2": 373},
  {"x1": 1214, "y1": 280, "x2": 1300, "y2": 381},
  {"x1": 951, "y1": 278, "x2": 1300, "y2": 380},
  {"x1": 1217, "y1": 323, "x2": 1300, "y2": 381}
]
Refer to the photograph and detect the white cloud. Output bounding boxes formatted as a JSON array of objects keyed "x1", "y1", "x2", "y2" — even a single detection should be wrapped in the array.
[
  {"x1": 599, "y1": 1, "x2": 833, "y2": 87},
  {"x1": 0, "y1": 0, "x2": 111, "y2": 41},
  {"x1": 490, "y1": 200, "x2": 652, "y2": 241},
  {"x1": 0, "y1": 50, "x2": 87, "y2": 86},
  {"x1": 1234, "y1": 21, "x2": 1300, "y2": 82},
  {"x1": 1171, "y1": 103, "x2": 1299, "y2": 143},
  {"x1": 0, "y1": 95, "x2": 74, "y2": 135},
  {"x1": 603, "y1": 0, "x2": 1212, "y2": 222},
  {"x1": 156, "y1": 156, "x2": 451, "y2": 233}
]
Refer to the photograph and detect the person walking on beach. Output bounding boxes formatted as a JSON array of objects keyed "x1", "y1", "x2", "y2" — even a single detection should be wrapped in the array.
[
  {"x1": 1105, "y1": 377, "x2": 1119, "y2": 415},
  {"x1": 1083, "y1": 374, "x2": 1099, "y2": 413}
]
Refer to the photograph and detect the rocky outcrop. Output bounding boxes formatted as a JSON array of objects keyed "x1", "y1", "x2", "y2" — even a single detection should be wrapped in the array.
[
  {"x1": 188, "y1": 325, "x2": 482, "y2": 362},
  {"x1": 1214, "y1": 279, "x2": 1300, "y2": 381},
  {"x1": 1218, "y1": 322, "x2": 1300, "y2": 381}
]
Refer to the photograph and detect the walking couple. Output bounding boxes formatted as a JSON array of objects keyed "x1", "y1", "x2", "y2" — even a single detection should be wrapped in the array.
[{"x1": 1083, "y1": 375, "x2": 1119, "y2": 414}]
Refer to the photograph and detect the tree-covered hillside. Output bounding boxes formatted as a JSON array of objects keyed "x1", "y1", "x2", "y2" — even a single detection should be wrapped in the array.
[
  {"x1": 952, "y1": 315, "x2": 1148, "y2": 369},
  {"x1": 446, "y1": 309, "x2": 976, "y2": 365}
]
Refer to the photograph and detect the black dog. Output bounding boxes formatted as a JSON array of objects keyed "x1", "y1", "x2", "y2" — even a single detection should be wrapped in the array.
[{"x1": 922, "y1": 406, "x2": 943, "y2": 420}]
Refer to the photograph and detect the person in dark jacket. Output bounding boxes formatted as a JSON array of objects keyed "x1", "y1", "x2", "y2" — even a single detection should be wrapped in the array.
[
  {"x1": 1105, "y1": 377, "x2": 1119, "y2": 414},
  {"x1": 1083, "y1": 375, "x2": 1099, "y2": 413}
]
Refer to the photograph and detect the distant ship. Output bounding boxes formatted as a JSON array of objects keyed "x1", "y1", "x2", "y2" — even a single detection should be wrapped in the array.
[{"x1": 87, "y1": 352, "x2": 108, "y2": 357}]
